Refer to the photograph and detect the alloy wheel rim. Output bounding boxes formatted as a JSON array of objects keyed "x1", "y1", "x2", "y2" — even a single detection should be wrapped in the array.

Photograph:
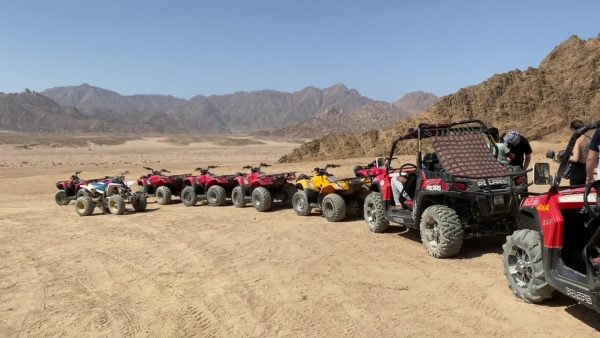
[{"x1": 508, "y1": 245, "x2": 533, "y2": 288}]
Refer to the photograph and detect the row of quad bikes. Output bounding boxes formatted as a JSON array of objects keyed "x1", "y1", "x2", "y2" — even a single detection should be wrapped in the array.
[{"x1": 54, "y1": 120, "x2": 600, "y2": 314}]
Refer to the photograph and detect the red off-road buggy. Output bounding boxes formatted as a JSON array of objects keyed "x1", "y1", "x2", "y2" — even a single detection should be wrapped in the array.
[
  {"x1": 55, "y1": 171, "x2": 105, "y2": 205},
  {"x1": 363, "y1": 120, "x2": 529, "y2": 258},
  {"x1": 503, "y1": 121, "x2": 600, "y2": 313},
  {"x1": 231, "y1": 163, "x2": 296, "y2": 212},
  {"x1": 180, "y1": 166, "x2": 239, "y2": 207},
  {"x1": 137, "y1": 167, "x2": 190, "y2": 205}
]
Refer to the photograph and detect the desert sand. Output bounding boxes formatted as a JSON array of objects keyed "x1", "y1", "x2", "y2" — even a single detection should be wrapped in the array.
[{"x1": 0, "y1": 135, "x2": 598, "y2": 337}]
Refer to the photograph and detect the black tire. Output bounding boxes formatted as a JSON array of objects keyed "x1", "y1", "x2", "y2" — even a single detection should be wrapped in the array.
[
  {"x1": 132, "y1": 193, "x2": 147, "y2": 212},
  {"x1": 207, "y1": 185, "x2": 227, "y2": 206},
  {"x1": 76, "y1": 188, "x2": 90, "y2": 199},
  {"x1": 180, "y1": 186, "x2": 197, "y2": 207},
  {"x1": 252, "y1": 187, "x2": 272, "y2": 212},
  {"x1": 292, "y1": 190, "x2": 311, "y2": 216},
  {"x1": 282, "y1": 185, "x2": 296, "y2": 208},
  {"x1": 419, "y1": 205, "x2": 463, "y2": 258},
  {"x1": 107, "y1": 195, "x2": 126, "y2": 215},
  {"x1": 75, "y1": 196, "x2": 94, "y2": 216},
  {"x1": 155, "y1": 185, "x2": 172, "y2": 205},
  {"x1": 321, "y1": 193, "x2": 346, "y2": 222},
  {"x1": 232, "y1": 186, "x2": 246, "y2": 208},
  {"x1": 55, "y1": 189, "x2": 70, "y2": 205},
  {"x1": 503, "y1": 229, "x2": 554, "y2": 303},
  {"x1": 364, "y1": 192, "x2": 389, "y2": 232}
]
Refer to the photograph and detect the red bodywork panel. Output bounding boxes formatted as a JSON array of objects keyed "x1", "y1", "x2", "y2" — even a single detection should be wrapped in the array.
[{"x1": 522, "y1": 187, "x2": 594, "y2": 249}]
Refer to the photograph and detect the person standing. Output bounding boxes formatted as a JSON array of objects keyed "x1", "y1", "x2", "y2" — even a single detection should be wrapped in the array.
[
  {"x1": 567, "y1": 120, "x2": 592, "y2": 185},
  {"x1": 503, "y1": 130, "x2": 532, "y2": 170},
  {"x1": 489, "y1": 127, "x2": 510, "y2": 164},
  {"x1": 586, "y1": 128, "x2": 600, "y2": 184}
]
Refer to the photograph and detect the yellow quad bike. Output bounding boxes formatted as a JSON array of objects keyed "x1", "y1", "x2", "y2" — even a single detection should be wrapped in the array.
[{"x1": 292, "y1": 164, "x2": 370, "y2": 222}]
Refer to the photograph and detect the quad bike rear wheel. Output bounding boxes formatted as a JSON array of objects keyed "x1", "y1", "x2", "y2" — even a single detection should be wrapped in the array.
[
  {"x1": 75, "y1": 196, "x2": 94, "y2": 216},
  {"x1": 132, "y1": 193, "x2": 147, "y2": 212},
  {"x1": 107, "y1": 195, "x2": 126, "y2": 215},
  {"x1": 503, "y1": 229, "x2": 554, "y2": 303},
  {"x1": 292, "y1": 190, "x2": 311, "y2": 216},
  {"x1": 180, "y1": 186, "x2": 198, "y2": 207},
  {"x1": 155, "y1": 186, "x2": 172, "y2": 205},
  {"x1": 252, "y1": 187, "x2": 272, "y2": 212},
  {"x1": 232, "y1": 186, "x2": 246, "y2": 208},
  {"x1": 419, "y1": 205, "x2": 463, "y2": 258},
  {"x1": 207, "y1": 185, "x2": 227, "y2": 206},
  {"x1": 321, "y1": 193, "x2": 346, "y2": 222},
  {"x1": 55, "y1": 189, "x2": 70, "y2": 205},
  {"x1": 282, "y1": 185, "x2": 297, "y2": 208},
  {"x1": 364, "y1": 192, "x2": 389, "y2": 233}
]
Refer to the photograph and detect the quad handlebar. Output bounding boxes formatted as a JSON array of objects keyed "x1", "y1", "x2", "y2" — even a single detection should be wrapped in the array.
[
  {"x1": 243, "y1": 163, "x2": 272, "y2": 173},
  {"x1": 143, "y1": 167, "x2": 170, "y2": 175},
  {"x1": 313, "y1": 164, "x2": 340, "y2": 175}
]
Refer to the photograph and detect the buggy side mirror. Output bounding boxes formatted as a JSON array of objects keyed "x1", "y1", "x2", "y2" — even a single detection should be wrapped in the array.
[{"x1": 534, "y1": 162, "x2": 552, "y2": 185}]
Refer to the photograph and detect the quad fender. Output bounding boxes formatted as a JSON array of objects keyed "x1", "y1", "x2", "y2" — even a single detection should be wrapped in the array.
[
  {"x1": 106, "y1": 184, "x2": 124, "y2": 196},
  {"x1": 184, "y1": 177, "x2": 197, "y2": 186},
  {"x1": 515, "y1": 209, "x2": 540, "y2": 231},
  {"x1": 372, "y1": 175, "x2": 392, "y2": 201},
  {"x1": 56, "y1": 181, "x2": 66, "y2": 190},
  {"x1": 295, "y1": 180, "x2": 311, "y2": 190}
]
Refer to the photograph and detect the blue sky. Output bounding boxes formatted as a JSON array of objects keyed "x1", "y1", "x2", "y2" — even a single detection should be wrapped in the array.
[{"x1": 0, "y1": 0, "x2": 598, "y2": 101}]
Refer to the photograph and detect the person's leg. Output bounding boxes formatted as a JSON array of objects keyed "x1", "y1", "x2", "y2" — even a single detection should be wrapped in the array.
[{"x1": 391, "y1": 178, "x2": 404, "y2": 205}]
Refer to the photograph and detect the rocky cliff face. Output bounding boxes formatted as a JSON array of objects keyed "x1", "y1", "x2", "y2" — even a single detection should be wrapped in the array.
[{"x1": 279, "y1": 35, "x2": 600, "y2": 162}]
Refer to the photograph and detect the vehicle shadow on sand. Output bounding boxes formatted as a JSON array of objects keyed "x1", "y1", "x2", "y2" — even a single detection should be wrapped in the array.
[
  {"x1": 86, "y1": 207, "x2": 161, "y2": 217},
  {"x1": 540, "y1": 293, "x2": 600, "y2": 330}
]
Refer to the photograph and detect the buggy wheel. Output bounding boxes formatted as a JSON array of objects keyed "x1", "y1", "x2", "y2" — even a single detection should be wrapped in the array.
[
  {"x1": 292, "y1": 190, "x2": 311, "y2": 216},
  {"x1": 55, "y1": 189, "x2": 70, "y2": 205},
  {"x1": 321, "y1": 193, "x2": 346, "y2": 222},
  {"x1": 503, "y1": 229, "x2": 554, "y2": 303},
  {"x1": 207, "y1": 185, "x2": 227, "y2": 206},
  {"x1": 180, "y1": 186, "x2": 197, "y2": 207},
  {"x1": 132, "y1": 193, "x2": 147, "y2": 212},
  {"x1": 155, "y1": 186, "x2": 172, "y2": 205},
  {"x1": 107, "y1": 195, "x2": 126, "y2": 215},
  {"x1": 232, "y1": 186, "x2": 246, "y2": 208},
  {"x1": 252, "y1": 187, "x2": 272, "y2": 212},
  {"x1": 75, "y1": 197, "x2": 94, "y2": 216},
  {"x1": 419, "y1": 205, "x2": 463, "y2": 258},
  {"x1": 364, "y1": 192, "x2": 389, "y2": 232}
]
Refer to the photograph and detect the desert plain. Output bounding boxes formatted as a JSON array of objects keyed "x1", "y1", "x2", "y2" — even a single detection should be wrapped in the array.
[{"x1": 0, "y1": 133, "x2": 598, "y2": 337}]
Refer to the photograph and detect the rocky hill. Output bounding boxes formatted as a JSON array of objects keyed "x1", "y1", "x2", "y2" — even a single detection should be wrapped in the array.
[
  {"x1": 279, "y1": 35, "x2": 600, "y2": 162},
  {"x1": 258, "y1": 92, "x2": 437, "y2": 139}
]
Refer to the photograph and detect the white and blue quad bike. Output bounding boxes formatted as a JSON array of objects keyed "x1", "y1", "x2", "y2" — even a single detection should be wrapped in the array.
[{"x1": 74, "y1": 171, "x2": 147, "y2": 216}]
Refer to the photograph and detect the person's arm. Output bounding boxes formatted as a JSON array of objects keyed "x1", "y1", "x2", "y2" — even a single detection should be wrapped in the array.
[{"x1": 523, "y1": 154, "x2": 531, "y2": 171}]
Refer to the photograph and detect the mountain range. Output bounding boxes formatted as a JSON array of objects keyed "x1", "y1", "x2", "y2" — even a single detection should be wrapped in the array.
[{"x1": 279, "y1": 34, "x2": 600, "y2": 162}]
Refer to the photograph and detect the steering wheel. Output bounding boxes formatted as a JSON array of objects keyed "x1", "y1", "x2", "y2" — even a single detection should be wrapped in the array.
[
  {"x1": 399, "y1": 163, "x2": 418, "y2": 173},
  {"x1": 583, "y1": 180, "x2": 600, "y2": 219}
]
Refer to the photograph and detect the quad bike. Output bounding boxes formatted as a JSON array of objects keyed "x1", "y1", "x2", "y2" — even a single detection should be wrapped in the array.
[
  {"x1": 354, "y1": 157, "x2": 388, "y2": 179},
  {"x1": 180, "y1": 166, "x2": 239, "y2": 207},
  {"x1": 54, "y1": 171, "x2": 105, "y2": 205},
  {"x1": 231, "y1": 163, "x2": 296, "y2": 212},
  {"x1": 74, "y1": 171, "x2": 147, "y2": 216},
  {"x1": 502, "y1": 121, "x2": 600, "y2": 313},
  {"x1": 137, "y1": 167, "x2": 190, "y2": 205},
  {"x1": 292, "y1": 164, "x2": 369, "y2": 222},
  {"x1": 363, "y1": 120, "x2": 529, "y2": 258}
]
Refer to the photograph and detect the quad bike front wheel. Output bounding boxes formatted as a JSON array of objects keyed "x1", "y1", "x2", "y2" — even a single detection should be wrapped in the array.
[
  {"x1": 252, "y1": 187, "x2": 272, "y2": 212},
  {"x1": 292, "y1": 190, "x2": 311, "y2": 216},
  {"x1": 132, "y1": 193, "x2": 147, "y2": 212},
  {"x1": 55, "y1": 189, "x2": 70, "y2": 205},
  {"x1": 76, "y1": 189, "x2": 90, "y2": 199},
  {"x1": 207, "y1": 185, "x2": 227, "y2": 206},
  {"x1": 231, "y1": 186, "x2": 246, "y2": 208},
  {"x1": 75, "y1": 196, "x2": 94, "y2": 216},
  {"x1": 107, "y1": 195, "x2": 126, "y2": 215},
  {"x1": 321, "y1": 193, "x2": 346, "y2": 222},
  {"x1": 155, "y1": 186, "x2": 172, "y2": 205},
  {"x1": 503, "y1": 229, "x2": 554, "y2": 303},
  {"x1": 180, "y1": 186, "x2": 198, "y2": 207},
  {"x1": 419, "y1": 205, "x2": 463, "y2": 258},
  {"x1": 364, "y1": 192, "x2": 389, "y2": 233}
]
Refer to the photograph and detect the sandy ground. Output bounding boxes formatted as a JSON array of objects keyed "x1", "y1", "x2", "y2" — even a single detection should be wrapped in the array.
[{"x1": 0, "y1": 135, "x2": 598, "y2": 337}]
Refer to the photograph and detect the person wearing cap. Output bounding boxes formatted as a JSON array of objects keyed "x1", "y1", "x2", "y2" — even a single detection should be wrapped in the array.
[
  {"x1": 503, "y1": 130, "x2": 532, "y2": 170},
  {"x1": 586, "y1": 128, "x2": 600, "y2": 184}
]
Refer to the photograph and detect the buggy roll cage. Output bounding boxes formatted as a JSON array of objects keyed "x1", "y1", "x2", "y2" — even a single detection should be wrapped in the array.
[{"x1": 552, "y1": 120, "x2": 600, "y2": 192}]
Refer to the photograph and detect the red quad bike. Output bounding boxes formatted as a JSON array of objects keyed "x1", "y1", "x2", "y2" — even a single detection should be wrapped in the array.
[
  {"x1": 363, "y1": 120, "x2": 529, "y2": 258},
  {"x1": 354, "y1": 157, "x2": 390, "y2": 179},
  {"x1": 502, "y1": 121, "x2": 600, "y2": 313},
  {"x1": 180, "y1": 166, "x2": 239, "y2": 207},
  {"x1": 137, "y1": 167, "x2": 190, "y2": 205},
  {"x1": 55, "y1": 171, "x2": 105, "y2": 205},
  {"x1": 231, "y1": 163, "x2": 297, "y2": 212}
]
